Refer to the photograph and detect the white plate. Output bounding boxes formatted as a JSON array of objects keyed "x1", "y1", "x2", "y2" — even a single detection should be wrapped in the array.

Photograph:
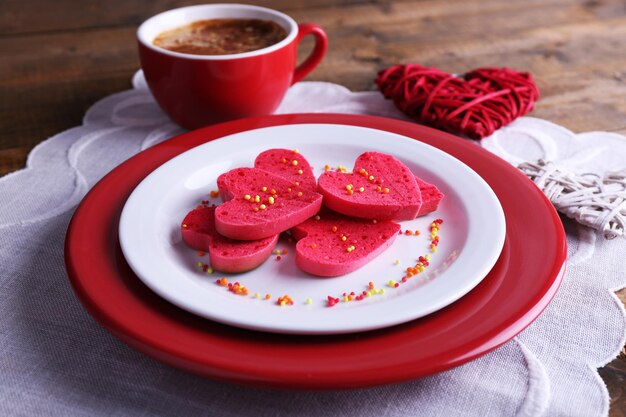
[{"x1": 119, "y1": 124, "x2": 505, "y2": 334}]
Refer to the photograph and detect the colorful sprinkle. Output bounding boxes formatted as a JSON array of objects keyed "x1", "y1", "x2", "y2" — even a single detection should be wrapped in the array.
[
  {"x1": 277, "y1": 295, "x2": 294, "y2": 306},
  {"x1": 227, "y1": 281, "x2": 248, "y2": 295}
]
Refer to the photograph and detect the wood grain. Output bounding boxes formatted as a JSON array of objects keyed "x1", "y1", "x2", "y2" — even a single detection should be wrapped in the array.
[
  {"x1": 1, "y1": 0, "x2": 625, "y2": 414},
  {"x1": 0, "y1": 0, "x2": 373, "y2": 35}
]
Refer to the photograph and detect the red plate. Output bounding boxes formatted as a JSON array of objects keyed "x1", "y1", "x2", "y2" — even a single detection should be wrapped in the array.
[{"x1": 65, "y1": 114, "x2": 566, "y2": 389}]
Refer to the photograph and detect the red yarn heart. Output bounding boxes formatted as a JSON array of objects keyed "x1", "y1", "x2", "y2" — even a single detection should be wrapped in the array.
[{"x1": 376, "y1": 65, "x2": 540, "y2": 140}]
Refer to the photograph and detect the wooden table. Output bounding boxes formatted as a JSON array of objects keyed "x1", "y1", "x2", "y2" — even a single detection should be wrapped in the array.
[{"x1": 2, "y1": 0, "x2": 625, "y2": 414}]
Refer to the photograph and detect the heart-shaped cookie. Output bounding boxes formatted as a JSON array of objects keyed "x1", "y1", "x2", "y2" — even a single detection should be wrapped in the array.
[
  {"x1": 216, "y1": 167, "x2": 323, "y2": 240},
  {"x1": 376, "y1": 65, "x2": 540, "y2": 140},
  {"x1": 291, "y1": 210, "x2": 401, "y2": 277},
  {"x1": 181, "y1": 206, "x2": 279, "y2": 273},
  {"x1": 254, "y1": 148, "x2": 317, "y2": 191},
  {"x1": 317, "y1": 152, "x2": 422, "y2": 220}
]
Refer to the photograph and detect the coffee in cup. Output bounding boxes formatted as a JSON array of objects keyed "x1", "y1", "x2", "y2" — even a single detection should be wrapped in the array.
[{"x1": 153, "y1": 18, "x2": 288, "y2": 56}]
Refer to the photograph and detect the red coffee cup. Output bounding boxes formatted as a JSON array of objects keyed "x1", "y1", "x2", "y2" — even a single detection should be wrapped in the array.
[{"x1": 137, "y1": 4, "x2": 327, "y2": 129}]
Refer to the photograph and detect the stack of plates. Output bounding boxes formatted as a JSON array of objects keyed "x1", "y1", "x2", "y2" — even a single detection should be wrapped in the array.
[{"x1": 65, "y1": 114, "x2": 566, "y2": 389}]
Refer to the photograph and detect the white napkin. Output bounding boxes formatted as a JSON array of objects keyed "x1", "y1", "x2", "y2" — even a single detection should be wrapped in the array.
[{"x1": 0, "y1": 71, "x2": 623, "y2": 417}]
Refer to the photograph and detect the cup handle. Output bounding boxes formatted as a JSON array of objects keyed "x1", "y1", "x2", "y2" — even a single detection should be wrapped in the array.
[{"x1": 292, "y1": 23, "x2": 328, "y2": 85}]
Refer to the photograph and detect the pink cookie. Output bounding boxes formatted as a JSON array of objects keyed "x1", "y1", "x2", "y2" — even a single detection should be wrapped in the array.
[
  {"x1": 416, "y1": 177, "x2": 444, "y2": 216},
  {"x1": 254, "y1": 149, "x2": 317, "y2": 192},
  {"x1": 291, "y1": 211, "x2": 401, "y2": 277},
  {"x1": 216, "y1": 167, "x2": 323, "y2": 240},
  {"x1": 318, "y1": 152, "x2": 422, "y2": 220},
  {"x1": 181, "y1": 206, "x2": 278, "y2": 273}
]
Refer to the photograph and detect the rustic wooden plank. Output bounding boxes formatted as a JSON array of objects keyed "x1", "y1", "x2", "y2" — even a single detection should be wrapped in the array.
[
  {"x1": 0, "y1": 148, "x2": 30, "y2": 177},
  {"x1": 3, "y1": 0, "x2": 623, "y2": 41},
  {"x1": 0, "y1": 26, "x2": 139, "y2": 173},
  {"x1": 295, "y1": 5, "x2": 626, "y2": 131},
  {"x1": 0, "y1": 0, "x2": 378, "y2": 36},
  {"x1": 0, "y1": 75, "x2": 134, "y2": 177},
  {"x1": 2, "y1": 0, "x2": 626, "y2": 171}
]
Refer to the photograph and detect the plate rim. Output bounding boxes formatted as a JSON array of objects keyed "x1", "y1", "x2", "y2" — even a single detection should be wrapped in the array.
[
  {"x1": 118, "y1": 123, "x2": 506, "y2": 334},
  {"x1": 65, "y1": 113, "x2": 566, "y2": 389}
]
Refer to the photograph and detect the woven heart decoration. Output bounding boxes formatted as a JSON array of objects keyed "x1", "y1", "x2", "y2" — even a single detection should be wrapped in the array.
[{"x1": 376, "y1": 64, "x2": 540, "y2": 140}]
